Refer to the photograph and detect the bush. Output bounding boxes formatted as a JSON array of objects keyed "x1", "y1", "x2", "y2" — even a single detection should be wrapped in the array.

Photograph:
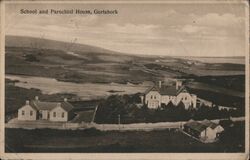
[
  {"x1": 24, "y1": 54, "x2": 39, "y2": 62},
  {"x1": 94, "y1": 94, "x2": 243, "y2": 124}
]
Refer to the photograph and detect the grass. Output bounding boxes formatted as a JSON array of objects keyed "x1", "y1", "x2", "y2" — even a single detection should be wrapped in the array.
[
  {"x1": 5, "y1": 122, "x2": 245, "y2": 153},
  {"x1": 187, "y1": 87, "x2": 244, "y2": 109},
  {"x1": 6, "y1": 44, "x2": 245, "y2": 85}
]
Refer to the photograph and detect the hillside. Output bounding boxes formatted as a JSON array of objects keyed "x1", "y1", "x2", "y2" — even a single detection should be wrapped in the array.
[
  {"x1": 6, "y1": 35, "x2": 119, "y2": 55},
  {"x1": 5, "y1": 35, "x2": 164, "y2": 84},
  {"x1": 5, "y1": 36, "x2": 245, "y2": 119},
  {"x1": 5, "y1": 35, "x2": 245, "y2": 88}
]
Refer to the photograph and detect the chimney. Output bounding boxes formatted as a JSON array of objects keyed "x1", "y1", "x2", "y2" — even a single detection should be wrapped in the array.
[
  {"x1": 35, "y1": 96, "x2": 39, "y2": 101},
  {"x1": 176, "y1": 80, "x2": 182, "y2": 90},
  {"x1": 159, "y1": 81, "x2": 162, "y2": 88},
  {"x1": 26, "y1": 100, "x2": 30, "y2": 105},
  {"x1": 64, "y1": 98, "x2": 67, "y2": 102}
]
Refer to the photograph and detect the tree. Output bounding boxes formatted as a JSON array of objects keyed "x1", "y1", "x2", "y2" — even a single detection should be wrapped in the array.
[{"x1": 24, "y1": 54, "x2": 39, "y2": 62}]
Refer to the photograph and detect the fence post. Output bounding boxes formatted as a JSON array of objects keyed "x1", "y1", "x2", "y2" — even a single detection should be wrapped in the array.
[{"x1": 118, "y1": 114, "x2": 120, "y2": 131}]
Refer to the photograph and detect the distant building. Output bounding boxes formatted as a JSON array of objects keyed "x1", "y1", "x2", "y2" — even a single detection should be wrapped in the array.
[
  {"x1": 218, "y1": 105, "x2": 237, "y2": 111},
  {"x1": 183, "y1": 119, "x2": 224, "y2": 143},
  {"x1": 18, "y1": 96, "x2": 74, "y2": 122},
  {"x1": 197, "y1": 98, "x2": 213, "y2": 107},
  {"x1": 141, "y1": 80, "x2": 197, "y2": 109}
]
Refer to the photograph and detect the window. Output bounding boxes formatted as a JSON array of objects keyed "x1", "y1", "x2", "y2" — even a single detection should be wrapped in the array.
[
  {"x1": 62, "y1": 112, "x2": 64, "y2": 118},
  {"x1": 30, "y1": 111, "x2": 33, "y2": 116},
  {"x1": 22, "y1": 110, "x2": 25, "y2": 115},
  {"x1": 154, "y1": 95, "x2": 156, "y2": 99},
  {"x1": 53, "y1": 112, "x2": 56, "y2": 117},
  {"x1": 151, "y1": 95, "x2": 153, "y2": 99}
]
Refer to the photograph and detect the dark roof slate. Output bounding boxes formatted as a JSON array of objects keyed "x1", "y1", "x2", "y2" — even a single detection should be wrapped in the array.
[
  {"x1": 201, "y1": 119, "x2": 219, "y2": 129},
  {"x1": 184, "y1": 120, "x2": 221, "y2": 133},
  {"x1": 29, "y1": 100, "x2": 73, "y2": 112},
  {"x1": 145, "y1": 84, "x2": 189, "y2": 96},
  {"x1": 60, "y1": 101, "x2": 74, "y2": 112},
  {"x1": 184, "y1": 121, "x2": 207, "y2": 132}
]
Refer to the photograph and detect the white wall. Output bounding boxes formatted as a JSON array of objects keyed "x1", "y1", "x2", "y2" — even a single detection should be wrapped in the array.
[
  {"x1": 214, "y1": 125, "x2": 224, "y2": 133},
  {"x1": 41, "y1": 110, "x2": 49, "y2": 120},
  {"x1": 191, "y1": 94, "x2": 197, "y2": 108},
  {"x1": 49, "y1": 107, "x2": 68, "y2": 122},
  {"x1": 206, "y1": 127, "x2": 217, "y2": 140},
  {"x1": 200, "y1": 127, "x2": 217, "y2": 142},
  {"x1": 145, "y1": 89, "x2": 197, "y2": 110},
  {"x1": 161, "y1": 95, "x2": 170, "y2": 105},
  {"x1": 177, "y1": 93, "x2": 192, "y2": 104},
  {"x1": 176, "y1": 93, "x2": 197, "y2": 109},
  {"x1": 145, "y1": 91, "x2": 161, "y2": 109},
  {"x1": 18, "y1": 105, "x2": 37, "y2": 121}
]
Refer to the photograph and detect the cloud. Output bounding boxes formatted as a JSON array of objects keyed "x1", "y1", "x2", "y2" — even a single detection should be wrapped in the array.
[
  {"x1": 195, "y1": 13, "x2": 244, "y2": 28},
  {"x1": 105, "y1": 23, "x2": 160, "y2": 35},
  {"x1": 5, "y1": 4, "x2": 246, "y2": 57},
  {"x1": 181, "y1": 25, "x2": 203, "y2": 34},
  {"x1": 67, "y1": 15, "x2": 99, "y2": 28}
]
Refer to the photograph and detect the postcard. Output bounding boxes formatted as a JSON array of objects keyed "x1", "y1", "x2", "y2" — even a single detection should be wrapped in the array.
[{"x1": 0, "y1": 0, "x2": 249, "y2": 160}]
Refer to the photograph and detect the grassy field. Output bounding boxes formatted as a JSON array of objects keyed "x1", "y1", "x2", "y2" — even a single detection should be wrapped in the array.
[
  {"x1": 5, "y1": 36, "x2": 246, "y2": 123},
  {"x1": 6, "y1": 36, "x2": 245, "y2": 85},
  {"x1": 5, "y1": 122, "x2": 244, "y2": 153}
]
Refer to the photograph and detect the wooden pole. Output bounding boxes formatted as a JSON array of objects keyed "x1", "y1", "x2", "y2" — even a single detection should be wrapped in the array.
[{"x1": 118, "y1": 114, "x2": 120, "y2": 130}]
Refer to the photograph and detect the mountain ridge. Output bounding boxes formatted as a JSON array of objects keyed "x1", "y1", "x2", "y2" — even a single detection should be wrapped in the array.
[{"x1": 5, "y1": 35, "x2": 122, "y2": 55}]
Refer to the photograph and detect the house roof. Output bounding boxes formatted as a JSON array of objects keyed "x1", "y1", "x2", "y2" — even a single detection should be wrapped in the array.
[
  {"x1": 60, "y1": 101, "x2": 74, "y2": 112},
  {"x1": 145, "y1": 85, "x2": 159, "y2": 94},
  {"x1": 29, "y1": 100, "x2": 73, "y2": 112},
  {"x1": 26, "y1": 103, "x2": 37, "y2": 111},
  {"x1": 185, "y1": 120, "x2": 221, "y2": 133},
  {"x1": 184, "y1": 121, "x2": 207, "y2": 132},
  {"x1": 145, "y1": 84, "x2": 189, "y2": 96},
  {"x1": 201, "y1": 119, "x2": 219, "y2": 129},
  {"x1": 160, "y1": 86, "x2": 178, "y2": 96}
]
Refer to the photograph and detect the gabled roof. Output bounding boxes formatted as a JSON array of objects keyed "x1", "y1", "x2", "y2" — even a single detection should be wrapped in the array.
[
  {"x1": 145, "y1": 85, "x2": 159, "y2": 95},
  {"x1": 185, "y1": 120, "x2": 222, "y2": 133},
  {"x1": 201, "y1": 119, "x2": 220, "y2": 129},
  {"x1": 184, "y1": 121, "x2": 207, "y2": 132},
  {"x1": 29, "y1": 100, "x2": 73, "y2": 112},
  {"x1": 30, "y1": 100, "x2": 59, "y2": 111},
  {"x1": 23, "y1": 103, "x2": 37, "y2": 111},
  {"x1": 60, "y1": 101, "x2": 74, "y2": 112},
  {"x1": 145, "y1": 84, "x2": 189, "y2": 96},
  {"x1": 160, "y1": 86, "x2": 177, "y2": 96}
]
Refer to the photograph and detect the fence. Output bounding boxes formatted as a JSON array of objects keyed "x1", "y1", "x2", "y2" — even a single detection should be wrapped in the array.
[{"x1": 6, "y1": 116, "x2": 245, "y2": 131}]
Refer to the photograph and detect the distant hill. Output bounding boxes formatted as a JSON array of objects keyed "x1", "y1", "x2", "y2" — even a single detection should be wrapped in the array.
[{"x1": 5, "y1": 35, "x2": 119, "y2": 55}]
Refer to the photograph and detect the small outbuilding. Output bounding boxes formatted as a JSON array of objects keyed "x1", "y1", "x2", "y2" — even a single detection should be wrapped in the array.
[{"x1": 183, "y1": 119, "x2": 224, "y2": 143}]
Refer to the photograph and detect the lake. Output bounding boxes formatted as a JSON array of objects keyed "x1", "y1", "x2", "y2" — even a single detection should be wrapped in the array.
[{"x1": 6, "y1": 74, "x2": 151, "y2": 100}]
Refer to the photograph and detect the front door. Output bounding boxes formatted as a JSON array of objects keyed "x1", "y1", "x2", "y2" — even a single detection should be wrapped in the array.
[
  {"x1": 38, "y1": 111, "x2": 42, "y2": 119},
  {"x1": 42, "y1": 110, "x2": 48, "y2": 120}
]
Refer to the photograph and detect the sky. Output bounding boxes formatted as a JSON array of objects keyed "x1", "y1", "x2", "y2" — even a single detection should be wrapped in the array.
[{"x1": 5, "y1": 2, "x2": 247, "y2": 57}]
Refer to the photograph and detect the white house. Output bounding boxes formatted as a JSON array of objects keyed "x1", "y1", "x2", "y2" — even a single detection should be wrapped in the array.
[
  {"x1": 18, "y1": 100, "x2": 37, "y2": 121},
  {"x1": 18, "y1": 96, "x2": 74, "y2": 122},
  {"x1": 142, "y1": 81, "x2": 197, "y2": 109},
  {"x1": 183, "y1": 119, "x2": 224, "y2": 143}
]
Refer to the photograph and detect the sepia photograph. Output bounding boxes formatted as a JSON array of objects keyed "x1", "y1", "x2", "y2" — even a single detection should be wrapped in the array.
[{"x1": 0, "y1": 0, "x2": 249, "y2": 160}]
